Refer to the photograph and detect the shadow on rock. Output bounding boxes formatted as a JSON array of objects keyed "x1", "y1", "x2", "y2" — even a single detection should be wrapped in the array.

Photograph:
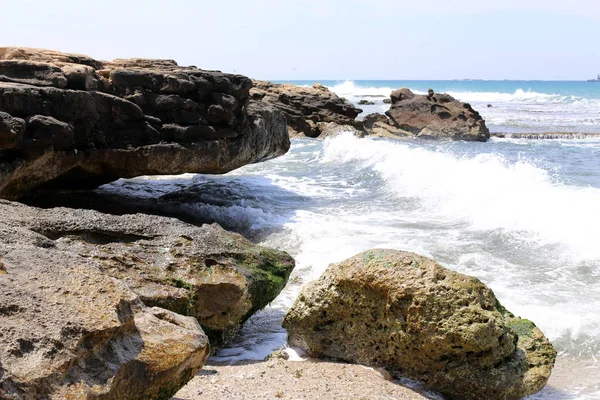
[{"x1": 23, "y1": 174, "x2": 312, "y2": 242}]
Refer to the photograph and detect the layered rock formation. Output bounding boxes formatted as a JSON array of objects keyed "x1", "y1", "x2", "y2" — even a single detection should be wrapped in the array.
[
  {"x1": 0, "y1": 47, "x2": 289, "y2": 199},
  {"x1": 250, "y1": 80, "x2": 362, "y2": 137},
  {"x1": 383, "y1": 88, "x2": 490, "y2": 141},
  {"x1": 0, "y1": 200, "x2": 294, "y2": 350},
  {"x1": 283, "y1": 249, "x2": 556, "y2": 400}
]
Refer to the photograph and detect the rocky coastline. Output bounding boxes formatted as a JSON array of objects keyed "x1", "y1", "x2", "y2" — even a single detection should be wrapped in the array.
[
  {"x1": 249, "y1": 82, "x2": 490, "y2": 142},
  {"x1": 0, "y1": 48, "x2": 294, "y2": 399},
  {"x1": 0, "y1": 48, "x2": 556, "y2": 400}
]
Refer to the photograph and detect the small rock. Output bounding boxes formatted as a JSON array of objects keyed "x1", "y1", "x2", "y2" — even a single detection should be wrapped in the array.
[{"x1": 358, "y1": 99, "x2": 375, "y2": 105}]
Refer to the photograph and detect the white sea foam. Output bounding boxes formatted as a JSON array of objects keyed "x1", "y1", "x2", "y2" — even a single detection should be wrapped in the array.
[
  {"x1": 214, "y1": 136, "x2": 600, "y2": 389},
  {"x1": 447, "y1": 88, "x2": 580, "y2": 104},
  {"x1": 327, "y1": 80, "x2": 395, "y2": 100},
  {"x1": 104, "y1": 136, "x2": 600, "y2": 398},
  {"x1": 321, "y1": 134, "x2": 600, "y2": 260},
  {"x1": 327, "y1": 80, "x2": 592, "y2": 105}
]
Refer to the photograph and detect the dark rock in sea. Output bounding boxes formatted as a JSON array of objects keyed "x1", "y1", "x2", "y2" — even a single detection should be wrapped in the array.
[
  {"x1": 358, "y1": 99, "x2": 375, "y2": 105},
  {"x1": 283, "y1": 249, "x2": 556, "y2": 400},
  {"x1": 487, "y1": 104, "x2": 493, "y2": 107},
  {"x1": 250, "y1": 80, "x2": 362, "y2": 138},
  {"x1": 383, "y1": 98, "x2": 392, "y2": 104},
  {"x1": 0, "y1": 200, "x2": 295, "y2": 352},
  {"x1": 0, "y1": 47, "x2": 289, "y2": 200},
  {"x1": 0, "y1": 200, "x2": 211, "y2": 399},
  {"x1": 385, "y1": 88, "x2": 490, "y2": 141}
]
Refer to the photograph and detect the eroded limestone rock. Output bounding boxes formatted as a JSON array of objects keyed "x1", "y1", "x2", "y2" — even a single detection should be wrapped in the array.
[
  {"x1": 0, "y1": 47, "x2": 289, "y2": 199},
  {"x1": 0, "y1": 200, "x2": 295, "y2": 350},
  {"x1": 385, "y1": 88, "x2": 490, "y2": 141},
  {"x1": 283, "y1": 249, "x2": 555, "y2": 400},
  {"x1": 0, "y1": 221, "x2": 209, "y2": 399},
  {"x1": 250, "y1": 80, "x2": 361, "y2": 138}
]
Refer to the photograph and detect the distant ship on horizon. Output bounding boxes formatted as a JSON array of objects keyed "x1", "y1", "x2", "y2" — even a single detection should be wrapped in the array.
[{"x1": 588, "y1": 74, "x2": 600, "y2": 82}]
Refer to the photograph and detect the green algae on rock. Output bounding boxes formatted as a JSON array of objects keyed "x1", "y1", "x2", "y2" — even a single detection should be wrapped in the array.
[
  {"x1": 283, "y1": 249, "x2": 556, "y2": 400},
  {"x1": 0, "y1": 200, "x2": 295, "y2": 352}
]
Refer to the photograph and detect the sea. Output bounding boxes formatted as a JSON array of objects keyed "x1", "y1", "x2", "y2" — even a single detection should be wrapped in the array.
[{"x1": 99, "y1": 80, "x2": 600, "y2": 399}]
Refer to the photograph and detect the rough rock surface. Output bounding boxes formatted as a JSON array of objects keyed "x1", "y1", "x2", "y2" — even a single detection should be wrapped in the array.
[
  {"x1": 0, "y1": 200, "x2": 294, "y2": 351},
  {"x1": 0, "y1": 47, "x2": 289, "y2": 199},
  {"x1": 0, "y1": 204, "x2": 210, "y2": 399},
  {"x1": 174, "y1": 357, "x2": 427, "y2": 400},
  {"x1": 316, "y1": 123, "x2": 363, "y2": 139},
  {"x1": 361, "y1": 113, "x2": 413, "y2": 139},
  {"x1": 250, "y1": 80, "x2": 362, "y2": 138},
  {"x1": 385, "y1": 88, "x2": 490, "y2": 141},
  {"x1": 283, "y1": 249, "x2": 556, "y2": 400}
]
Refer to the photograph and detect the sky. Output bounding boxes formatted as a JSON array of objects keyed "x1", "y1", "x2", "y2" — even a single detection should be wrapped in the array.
[{"x1": 2, "y1": 0, "x2": 600, "y2": 80}]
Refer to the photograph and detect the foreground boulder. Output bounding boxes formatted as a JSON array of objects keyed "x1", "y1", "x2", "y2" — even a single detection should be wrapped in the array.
[
  {"x1": 384, "y1": 88, "x2": 490, "y2": 141},
  {"x1": 250, "y1": 80, "x2": 362, "y2": 138},
  {"x1": 0, "y1": 47, "x2": 289, "y2": 199},
  {"x1": 0, "y1": 212, "x2": 209, "y2": 399},
  {"x1": 283, "y1": 249, "x2": 556, "y2": 400},
  {"x1": 0, "y1": 200, "x2": 295, "y2": 350}
]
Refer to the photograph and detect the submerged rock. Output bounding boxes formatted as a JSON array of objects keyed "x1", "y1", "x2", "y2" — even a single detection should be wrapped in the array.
[
  {"x1": 0, "y1": 209, "x2": 210, "y2": 399},
  {"x1": 385, "y1": 88, "x2": 490, "y2": 141},
  {"x1": 0, "y1": 47, "x2": 289, "y2": 200},
  {"x1": 0, "y1": 200, "x2": 295, "y2": 351},
  {"x1": 250, "y1": 80, "x2": 362, "y2": 138},
  {"x1": 358, "y1": 99, "x2": 375, "y2": 105},
  {"x1": 283, "y1": 249, "x2": 556, "y2": 400}
]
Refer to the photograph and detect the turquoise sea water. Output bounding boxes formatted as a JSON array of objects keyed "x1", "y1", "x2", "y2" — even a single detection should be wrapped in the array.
[
  {"x1": 279, "y1": 80, "x2": 600, "y2": 100},
  {"x1": 102, "y1": 80, "x2": 600, "y2": 399}
]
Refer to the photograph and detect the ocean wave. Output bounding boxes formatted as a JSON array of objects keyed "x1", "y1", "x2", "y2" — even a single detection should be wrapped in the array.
[
  {"x1": 317, "y1": 134, "x2": 600, "y2": 361},
  {"x1": 321, "y1": 133, "x2": 600, "y2": 261},
  {"x1": 326, "y1": 80, "x2": 597, "y2": 106},
  {"x1": 446, "y1": 88, "x2": 580, "y2": 104},
  {"x1": 327, "y1": 80, "x2": 395, "y2": 99}
]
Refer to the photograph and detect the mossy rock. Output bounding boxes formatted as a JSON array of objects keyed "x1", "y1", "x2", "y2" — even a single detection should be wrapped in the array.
[{"x1": 283, "y1": 249, "x2": 556, "y2": 400}]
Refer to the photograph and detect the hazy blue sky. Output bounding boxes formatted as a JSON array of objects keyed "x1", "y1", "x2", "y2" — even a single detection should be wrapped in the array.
[{"x1": 2, "y1": 0, "x2": 600, "y2": 80}]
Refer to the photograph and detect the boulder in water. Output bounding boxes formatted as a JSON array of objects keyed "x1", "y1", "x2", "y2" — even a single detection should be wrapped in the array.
[
  {"x1": 385, "y1": 88, "x2": 490, "y2": 141},
  {"x1": 283, "y1": 249, "x2": 556, "y2": 400}
]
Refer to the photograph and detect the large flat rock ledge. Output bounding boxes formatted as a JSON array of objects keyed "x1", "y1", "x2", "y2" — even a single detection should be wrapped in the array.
[{"x1": 0, "y1": 47, "x2": 290, "y2": 200}]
